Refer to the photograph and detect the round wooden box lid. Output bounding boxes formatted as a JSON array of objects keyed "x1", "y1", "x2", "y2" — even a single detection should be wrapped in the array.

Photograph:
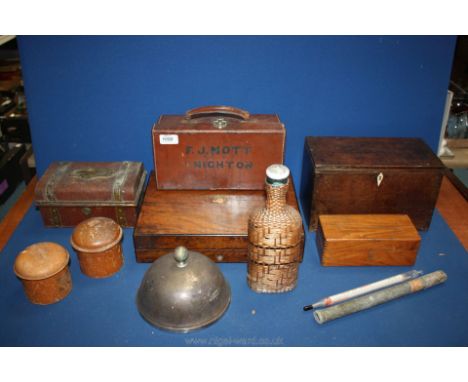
[
  {"x1": 71, "y1": 217, "x2": 122, "y2": 253},
  {"x1": 14, "y1": 242, "x2": 70, "y2": 280}
]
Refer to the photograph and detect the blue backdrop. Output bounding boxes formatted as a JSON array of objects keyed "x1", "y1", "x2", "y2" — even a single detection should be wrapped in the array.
[
  {"x1": 3, "y1": 36, "x2": 465, "y2": 347},
  {"x1": 17, "y1": 36, "x2": 456, "y2": 180}
]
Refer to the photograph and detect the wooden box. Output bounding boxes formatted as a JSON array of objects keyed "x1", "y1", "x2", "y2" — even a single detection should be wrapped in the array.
[
  {"x1": 35, "y1": 161, "x2": 146, "y2": 227},
  {"x1": 133, "y1": 172, "x2": 304, "y2": 262},
  {"x1": 300, "y1": 137, "x2": 445, "y2": 231},
  {"x1": 316, "y1": 214, "x2": 421, "y2": 266},
  {"x1": 152, "y1": 105, "x2": 285, "y2": 190}
]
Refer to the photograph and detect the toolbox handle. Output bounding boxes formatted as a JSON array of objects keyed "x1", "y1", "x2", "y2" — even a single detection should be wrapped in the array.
[{"x1": 186, "y1": 106, "x2": 250, "y2": 120}]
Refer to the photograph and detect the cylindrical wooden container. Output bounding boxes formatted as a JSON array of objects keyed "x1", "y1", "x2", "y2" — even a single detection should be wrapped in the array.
[
  {"x1": 14, "y1": 242, "x2": 72, "y2": 305},
  {"x1": 70, "y1": 217, "x2": 123, "y2": 278}
]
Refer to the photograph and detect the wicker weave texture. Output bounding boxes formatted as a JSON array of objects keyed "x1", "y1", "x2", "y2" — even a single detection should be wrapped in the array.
[
  {"x1": 248, "y1": 184, "x2": 303, "y2": 249},
  {"x1": 248, "y1": 208, "x2": 303, "y2": 248},
  {"x1": 247, "y1": 262, "x2": 299, "y2": 293},
  {"x1": 247, "y1": 181, "x2": 304, "y2": 293},
  {"x1": 248, "y1": 243, "x2": 303, "y2": 264}
]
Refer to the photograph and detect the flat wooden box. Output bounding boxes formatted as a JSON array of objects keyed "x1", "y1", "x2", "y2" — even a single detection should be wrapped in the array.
[
  {"x1": 133, "y1": 172, "x2": 304, "y2": 262},
  {"x1": 300, "y1": 137, "x2": 445, "y2": 231},
  {"x1": 316, "y1": 214, "x2": 421, "y2": 266}
]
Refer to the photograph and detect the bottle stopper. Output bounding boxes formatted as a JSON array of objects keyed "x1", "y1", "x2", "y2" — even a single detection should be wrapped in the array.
[{"x1": 266, "y1": 164, "x2": 290, "y2": 185}]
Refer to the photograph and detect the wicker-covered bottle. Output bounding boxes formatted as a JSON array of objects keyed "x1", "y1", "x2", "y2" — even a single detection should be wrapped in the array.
[{"x1": 247, "y1": 164, "x2": 304, "y2": 293}]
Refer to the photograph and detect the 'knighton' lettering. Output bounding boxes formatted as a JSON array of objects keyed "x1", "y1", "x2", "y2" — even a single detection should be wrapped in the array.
[{"x1": 193, "y1": 161, "x2": 253, "y2": 169}]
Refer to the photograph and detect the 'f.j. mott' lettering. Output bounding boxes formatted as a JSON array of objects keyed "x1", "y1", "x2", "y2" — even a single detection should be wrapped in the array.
[
  {"x1": 193, "y1": 161, "x2": 253, "y2": 169},
  {"x1": 185, "y1": 145, "x2": 252, "y2": 155}
]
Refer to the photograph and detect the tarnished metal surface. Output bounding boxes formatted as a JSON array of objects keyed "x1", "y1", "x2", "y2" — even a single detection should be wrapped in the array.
[
  {"x1": 115, "y1": 206, "x2": 127, "y2": 226},
  {"x1": 136, "y1": 246, "x2": 231, "y2": 332},
  {"x1": 36, "y1": 162, "x2": 146, "y2": 206},
  {"x1": 35, "y1": 162, "x2": 146, "y2": 227},
  {"x1": 49, "y1": 207, "x2": 62, "y2": 227},
  {"x1": 44, "y1": 162, "x2": 71, "y2": 202},
  {"x1": 112, "y1": 162, "x2": 130, "y2": 202}
]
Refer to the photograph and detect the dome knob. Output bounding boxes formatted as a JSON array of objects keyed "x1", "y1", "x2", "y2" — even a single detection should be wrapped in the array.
[{"x1": 174, "y1": 246, "x2": 189, "y2": 268}]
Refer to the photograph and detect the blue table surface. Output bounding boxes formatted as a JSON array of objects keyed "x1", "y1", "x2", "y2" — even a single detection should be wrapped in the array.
[{"x1": 1, "y1": 206, "x2": 467, "y2": 346}]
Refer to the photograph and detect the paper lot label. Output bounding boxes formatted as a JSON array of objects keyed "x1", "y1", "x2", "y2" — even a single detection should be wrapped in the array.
[{"x1": 159, "y1": 134, "x2": 179, "y2": 145}]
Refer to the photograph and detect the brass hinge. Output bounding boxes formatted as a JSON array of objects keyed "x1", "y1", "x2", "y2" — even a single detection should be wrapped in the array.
[
  {"x1": 115, "y1": 207, "x2": 127, "y2": 226},
  {"x1": 49, "y1": 207, "x2": 62, "y2": 227}
]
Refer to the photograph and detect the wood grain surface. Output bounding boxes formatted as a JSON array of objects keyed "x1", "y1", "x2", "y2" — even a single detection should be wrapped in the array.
[
  {"x1": 317, "y1": 214, "x2": 421, "y2": 266},
  {"x1": 305, "y1": 137, "x2": 444, "y2": 169},
  {"x1": 301, "y1": 137, "x2": 444, "y2": 231},
  {"x1": 133, "y1": 172, "x2": 302, "y2": 262}
]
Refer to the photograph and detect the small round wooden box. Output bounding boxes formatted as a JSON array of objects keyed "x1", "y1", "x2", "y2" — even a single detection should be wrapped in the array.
[
  {"x1": 14, "y1": 242, "x2": 72, "y2": 305},
  {"x1": 71, "y1": 217, "x2": 123, "y2": 278}
]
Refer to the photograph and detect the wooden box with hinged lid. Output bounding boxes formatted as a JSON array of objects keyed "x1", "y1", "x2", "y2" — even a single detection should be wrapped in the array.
[
  {"x1": 35, "y1": 161, "x2": 146, "y2": 227},
  {"x1": 300, "y1": 137, "x2": 445, "y2": 231},
  {"x1": 316, "y1": 214, "x2": 421, "y2": 266},
  {"x1": 152, "y1": 105, "x2": 285, "y2": 190},
  {"x1": 133, "y1": 171, "x2": 304, "y2": 263}
]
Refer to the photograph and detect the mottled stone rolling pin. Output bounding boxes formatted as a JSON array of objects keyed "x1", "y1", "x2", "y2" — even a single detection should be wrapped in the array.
[{"x1": 313, "y1": 270, "x2": 447, "y2": 324}]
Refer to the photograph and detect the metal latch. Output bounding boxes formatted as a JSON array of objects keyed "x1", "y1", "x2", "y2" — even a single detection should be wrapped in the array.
[{"x1": 212, "y1": 118, "x2": 228, "y2": 129}]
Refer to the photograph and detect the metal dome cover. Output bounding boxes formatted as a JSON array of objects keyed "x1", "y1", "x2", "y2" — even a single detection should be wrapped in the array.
[{"x1": 136, "y1": 246, "x2": 231, "y2": 333}]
